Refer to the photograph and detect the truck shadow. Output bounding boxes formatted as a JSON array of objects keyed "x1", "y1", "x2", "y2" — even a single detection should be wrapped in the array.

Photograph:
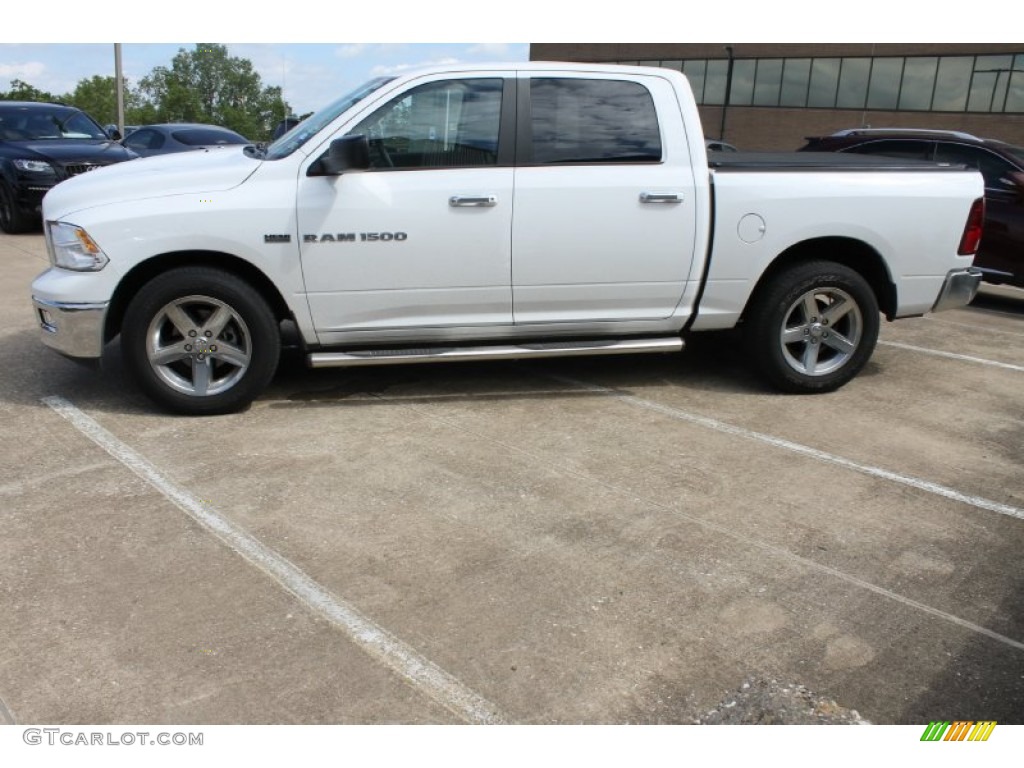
[
  {"x1": 266, "y1": 329, "x2": 783, "y2": 409},
  {"x1": 4, "y1": 323, "x2": 880, "y2": 417},
  {"x1": 969, "y1": 286, "x2": 1024, "y2": 318},
  {"x1": 895, "y1": 572, "x2": 1024, "y2": 724}
]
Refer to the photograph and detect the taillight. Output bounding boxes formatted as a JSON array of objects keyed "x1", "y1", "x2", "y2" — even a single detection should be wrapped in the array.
[{"x1": 958, "y1": 197, "x2": 985, "y2": 255}]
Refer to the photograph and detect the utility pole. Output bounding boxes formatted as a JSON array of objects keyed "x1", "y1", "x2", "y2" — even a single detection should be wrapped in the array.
[{"x1": 114, "y1": 44, "x2": 125, "y2": 137}]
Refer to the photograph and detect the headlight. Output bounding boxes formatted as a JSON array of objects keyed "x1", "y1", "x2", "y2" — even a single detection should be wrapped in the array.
[
  {"x1": 46, "y1": 222, "x2": 109, "y2": 271},
  {"x1": 13, "y1": 159, "x2": 53, "y2": 173}
]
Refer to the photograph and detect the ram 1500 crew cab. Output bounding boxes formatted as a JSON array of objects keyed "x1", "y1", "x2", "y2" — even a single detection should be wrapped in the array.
[{"x1": 31, "y1": 63, "x2": 984, "y2": 414}]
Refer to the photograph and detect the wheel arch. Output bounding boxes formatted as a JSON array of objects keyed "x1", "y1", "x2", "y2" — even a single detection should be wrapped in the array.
[
  {"x1": 105, "y1": 250, "x2": 292, "y2": 343},
  {"x1": 746, "y1": 237, "x2": 897, "y2": 321}
]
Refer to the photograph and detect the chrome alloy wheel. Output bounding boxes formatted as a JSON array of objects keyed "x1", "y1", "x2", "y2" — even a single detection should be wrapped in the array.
[
  {"x1": 779, "y1": 287, "x2": 863, "y2": 377},
  {"x1": 145, "y1": 295, "x2": 252, "y2": 397}
]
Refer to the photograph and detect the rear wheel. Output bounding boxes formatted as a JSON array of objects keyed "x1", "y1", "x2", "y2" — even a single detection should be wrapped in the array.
[
  {"x1": 745, "y1": 261, "x2": 880, "y2": 393},
  {"x1": 122, "y1": 268, "x2": 280, "y2": 415}
]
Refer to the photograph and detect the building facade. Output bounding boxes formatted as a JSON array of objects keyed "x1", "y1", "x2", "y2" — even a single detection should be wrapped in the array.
[{"x1": 529, "y1": 44, "x2": 1024, "y2": 151}]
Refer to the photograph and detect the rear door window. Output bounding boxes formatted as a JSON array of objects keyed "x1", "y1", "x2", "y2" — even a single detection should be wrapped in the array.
[
  {"x1": 525, "y1": 78, "x2": 662, "y2": 164},
  {"x1": 124, "y1": 129, "x2": 165, "y2": 150}
]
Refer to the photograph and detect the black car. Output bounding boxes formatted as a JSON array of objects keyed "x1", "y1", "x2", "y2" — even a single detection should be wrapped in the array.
[
  {"x1": 799, "y1": 129, "x2": 1024, "y2": 288},
  {"x1": 122, "y1": 124, "x2": 250, "y2": 158},
  {"x1": 0, "y1": 101, "x2": 137, "y2": 233}
]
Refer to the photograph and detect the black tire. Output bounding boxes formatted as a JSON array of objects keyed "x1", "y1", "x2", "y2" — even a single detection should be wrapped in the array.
[
  {"x1": 121, "y1": 267, "x2": 280, "y2": 415},
  {"x1": 744, "y1": 260, "x2": 880, "y2": 393},
  {"x1": 0, "y1": 181, "x2": 36, "y2": 234}
]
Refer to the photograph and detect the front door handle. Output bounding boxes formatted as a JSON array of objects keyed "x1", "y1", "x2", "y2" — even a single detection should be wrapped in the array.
[
  {"x1": 640, "y1": 192, "x2": 684, "y2": 204},
  {"x1": 450, "y1": 195, "x2": 497, "y2": 207}
]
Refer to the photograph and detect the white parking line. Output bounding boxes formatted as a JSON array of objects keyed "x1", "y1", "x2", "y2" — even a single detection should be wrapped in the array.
[
  {"x1": 542, "y1": 374, "x2": 1024, "y2": 522},
  {"x1": 878, "y1": 340, "x2": 1024, "y2": 372},
  {"x1": 42, "y1": 395, "x2": 507, "y2": 725},
  {"x1": 924, "y1": 315, "x2": 1024, "y2": 338},
  {"x1": 0, "y1": 694, "x2": 15, "y2": 725},
  {"x1": 381, "y1": 391, "x2": 1024, "y2": 653}
]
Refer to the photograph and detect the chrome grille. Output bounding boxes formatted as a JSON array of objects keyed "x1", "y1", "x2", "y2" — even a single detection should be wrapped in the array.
[{"x1": 64, "y1": 163, "x2": 103, "y2": 177}]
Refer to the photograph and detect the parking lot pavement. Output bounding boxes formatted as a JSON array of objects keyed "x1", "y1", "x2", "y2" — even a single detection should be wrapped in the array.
[{"x1": 2, "y1": 231, "x2": 1022, "y2": 724}]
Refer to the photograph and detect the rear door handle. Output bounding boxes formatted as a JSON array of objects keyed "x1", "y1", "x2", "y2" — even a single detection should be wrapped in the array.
[
  {"x1": 449, "y1": 195, "x2": 497, "y2": 207},
  {"x1": 640, "y1": 192, "x2": 684, "y2": 204}
]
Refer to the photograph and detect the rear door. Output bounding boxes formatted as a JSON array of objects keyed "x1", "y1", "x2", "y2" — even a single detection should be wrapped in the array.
[{"x1": 511, "y1": 72, "x2": 699, "y2": 324}]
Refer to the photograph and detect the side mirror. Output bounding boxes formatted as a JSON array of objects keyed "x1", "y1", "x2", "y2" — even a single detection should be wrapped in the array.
[
  {"x1": 308, "y1": 134, "x2": 370, "y2": 176},
  {"x1": 104, "y1": 125, "x2": 122, "y2": 141}
]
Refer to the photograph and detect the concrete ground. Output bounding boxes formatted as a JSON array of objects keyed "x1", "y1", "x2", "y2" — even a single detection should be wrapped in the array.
[{"x1": 1, "y1": 231, "x2": 1022, "y2": 725}]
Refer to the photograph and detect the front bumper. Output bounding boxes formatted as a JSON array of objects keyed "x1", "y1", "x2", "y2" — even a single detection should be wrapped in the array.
[
  {"x1": 14, "y1": 183, "x2": 52, "y2": 216},
  {"x1": 931, "y1": 268, "x2": 982, "y2": 313},
  {"x1": 32, "y1": 297, "x2": 108, "y2": 359}
]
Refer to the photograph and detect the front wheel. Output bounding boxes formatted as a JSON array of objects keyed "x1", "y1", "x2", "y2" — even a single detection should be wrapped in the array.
[
  {"x1": 744, "y1": 261, "x2": 880, "y2": 393},
  {"x1": 0, "y1": 181, "x2": 36, "y2": 234},
  {"x1": 122, "y1": 268, "x2": 280, "y2": 415}
]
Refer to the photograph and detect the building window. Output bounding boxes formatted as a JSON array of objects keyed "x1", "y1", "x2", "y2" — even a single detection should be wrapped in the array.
[
  {"x1": 807, "y1": 58, "x2": 841, "y2": 107},
  {"x1": 682, "y1": 59, "x2": 706, "y2": 104},
  {"x1": 729, "y1": 59, "x2": 756, "y2": 106},
  {"x1": 836, "y1": 58, "x2": 871, "y2": 109},
  {"x1": 780, "y1": 59, "x2": 811, "y2": 107},
  {"x1": 933, "y1": 57, "x2": 973, "y2": 111},
  {"x1": 753, "y1": 59, "x2": 784, "y2": 106},
  {"x1": 899, "y1": 57, "x2": 938, "y2": 111},
  {"x1": 617, "y1": 53, "x2": 1023, "y2": 114},
  {"x1": 703, "y1": 59, "x2": 729, "y2": 105},
  {"x1": 1006, "y1": 55, "x2": 1024, "y2": 112},
  {"x1": 969, "y1": 54, "x2": 1015, "y2": 112},
  {"x1": 865, "y1": 57, "x2": 903, "y2": 110}
]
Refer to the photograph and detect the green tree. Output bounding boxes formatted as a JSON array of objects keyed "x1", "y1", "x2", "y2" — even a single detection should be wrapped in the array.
[
  {"x1": 0, "y1": 79, "x2": 60, "y2": 103},
  {"x1": 61, "y1": 75, "x2": 152, "y2": 127},
  {"x1": 137, "y1": 44, "x2": 288, "y2": 140}
]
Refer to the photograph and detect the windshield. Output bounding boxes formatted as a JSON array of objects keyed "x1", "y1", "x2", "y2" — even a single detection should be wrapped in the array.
[
  {"x1": 0, "y1": 107, "x2": 108, "y2": 140},
  {"x1": 264, "y1": 77, "x2": 395, "y2": 160}
]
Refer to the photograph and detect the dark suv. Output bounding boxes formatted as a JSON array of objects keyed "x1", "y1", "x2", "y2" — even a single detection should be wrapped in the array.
[
  {"x1": 0, "y1": 101, "x2": 137, "y2": 233},
  {"x1": 799, "y1": 129, "x2": 1024, "y2": 288}
]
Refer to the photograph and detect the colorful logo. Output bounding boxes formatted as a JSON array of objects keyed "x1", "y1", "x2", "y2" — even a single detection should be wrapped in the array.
[{"x1": 920, "y1": 721, "x2": 996, "y2": 741}]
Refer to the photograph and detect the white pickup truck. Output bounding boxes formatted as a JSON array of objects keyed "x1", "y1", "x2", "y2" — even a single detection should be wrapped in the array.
[{"x1": 31, "y1": 62, "x2": 984, "y2": 415}]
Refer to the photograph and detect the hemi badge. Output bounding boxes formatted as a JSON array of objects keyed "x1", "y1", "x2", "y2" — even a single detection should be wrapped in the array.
[{"x1": 264, "y1": 234, "x2": 291, "y2": 243}]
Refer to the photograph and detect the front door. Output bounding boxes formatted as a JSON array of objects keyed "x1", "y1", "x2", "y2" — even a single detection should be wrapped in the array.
[{"x1": 297, "y1": 76, "x2": 515, "y2": 342}]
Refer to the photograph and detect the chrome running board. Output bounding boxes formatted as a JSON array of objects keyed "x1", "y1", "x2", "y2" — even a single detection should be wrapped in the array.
[{"x1": 308, "y1": 337, "x2": 683, "y2": 369}]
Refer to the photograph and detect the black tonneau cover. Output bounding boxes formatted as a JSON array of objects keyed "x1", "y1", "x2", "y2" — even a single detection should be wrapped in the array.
[{"x1": 708, "y1": 151, "x2": 969, "y2": 172}]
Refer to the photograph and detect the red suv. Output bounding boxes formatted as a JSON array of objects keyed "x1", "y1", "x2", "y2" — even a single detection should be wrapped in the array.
[{"x1": 799, "y1": 129, "x2": 1024, "y2": 288}]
